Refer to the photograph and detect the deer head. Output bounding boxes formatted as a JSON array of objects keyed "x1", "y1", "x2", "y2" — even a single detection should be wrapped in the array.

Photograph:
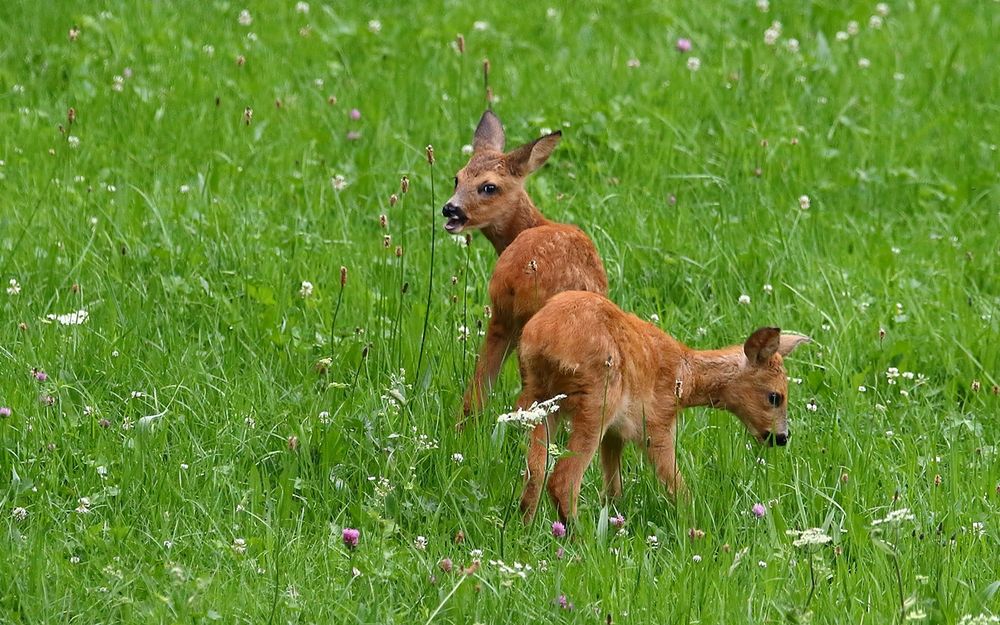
[
  {"x1": 707, "y1": 328, "x2": 811, "y2": 446},
  {"x1": 442, "y1": 110, "x2": 561, "y2": 234}
]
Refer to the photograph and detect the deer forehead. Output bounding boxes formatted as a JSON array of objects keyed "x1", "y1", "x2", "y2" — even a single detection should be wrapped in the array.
[{"x1": 460, "y1": 154, "x2": 514, "y2": 180}]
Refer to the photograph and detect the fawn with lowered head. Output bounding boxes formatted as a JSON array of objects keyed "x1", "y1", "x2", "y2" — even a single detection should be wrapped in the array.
[
  {"x1": 515, "y1": 291, "x2": 811, "y2": 523},
  {"x1": 443, "y1": 111, "x2": 607, "y2": 421}
]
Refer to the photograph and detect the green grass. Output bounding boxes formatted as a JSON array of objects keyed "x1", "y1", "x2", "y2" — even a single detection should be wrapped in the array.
[{"x1": 2, "y1": 0, "x2": 998, "y2": 623}]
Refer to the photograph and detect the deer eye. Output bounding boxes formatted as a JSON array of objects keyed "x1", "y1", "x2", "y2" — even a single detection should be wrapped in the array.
[
  {"x1": 479, "y1": 183, "x2": 498, "y2": 195},
  {"x1": 767, "y1": 392, "x2": 783, "y2": 407}
]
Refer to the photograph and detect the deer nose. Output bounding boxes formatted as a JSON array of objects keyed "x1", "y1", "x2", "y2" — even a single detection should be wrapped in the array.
[
  {"x1": 442, "y1": 203, "x2": 463, "y2": 218},
  {"x1": 765, "y1": 431, "x2": 789, "y2": 447}
]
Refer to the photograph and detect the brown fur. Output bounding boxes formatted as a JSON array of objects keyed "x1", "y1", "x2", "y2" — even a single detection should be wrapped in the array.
[
  {"x1": 515, "y1": 291, "x2": 811, "y2": 523},
  {"x1": 445, "y1": 111, "x2": 608, "y2": 420}
]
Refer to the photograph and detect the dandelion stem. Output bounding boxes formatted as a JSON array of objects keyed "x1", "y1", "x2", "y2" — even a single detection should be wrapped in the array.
[
  {"x1": 415, "y1": 150, "x2": 437, "y2": 384},
  {"x1": 330, "y1": 279, "x2": 345, "y2": 352}
]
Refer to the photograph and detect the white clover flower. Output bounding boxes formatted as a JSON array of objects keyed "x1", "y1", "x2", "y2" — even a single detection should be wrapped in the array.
[
  {"x1": 12, "y1": 507, "x2": 28, "y2": 521},
  {"x1": 203, "y1": 44, "x2": 215, "y2": 56},
  {"x1": 470, "y1": 548, "x2": 483, "y2": 560},
  {"x1": 299, "y1": 280, "x2": 314, "y2": 298},
  {"x1": 497, "y1": 394, "x2": 567, "y2": 429},
  {"x1": 413, "y1": 535, "x2": 428, "y2": 550},
  {"x1": 295, "y1": 1, "x2": 310, "y2": 14},
  {"x1": 738, "y1": 294, "x2": 751, "y2": 305},
  {"x1": 75, "y1": 497, "x2": 92, "y2": 514},
  {"x1": 835, "y1": 31, "x2": 849, "y2": 42},
  {"x1": 785, "y1": 38, "x2": 800, "y2": 53},
  {"x1": 763, "y1": 283, "x2": 773, "y2": 294},
  {"x1": 858, "y1": 57, "x2": 871, "y2": 69},
  {"x1": 7, "y1": 278, "x2": 20, "y2": 295},
  {"x1": 847, "y1": 20, "x2": 860, "y2": 35},
  {"x1": 646, "y1": 535, "x2": 659, "y2": 548},
  {"x1": 67, "y1": 135, "x2": 80, "y2": 148},
  {"x1": 873, "y1": 508, "x2": 915, "y2": 526},
  {"x1": 331, "y1": 175, "x2": 348, "y2": 191},
  {"x1": 45, "y1": 310, "x2": 89, "y2": 325},
  {"x1": 179, "y1": 184, "x2": 190, "y2": 194},
  {"x1": 869, "y1": 15, "x2": 884, "y2": 29},
  {"x1": 764, "y1": 26, "x2": 780, "y2": 45},
  {"x1": 786, "y1": 527, "x2": 832, "y2": 547},
  {"x1": 461, "y1": 144, "x2": 474, "y2": 155},
  {"x1": 650, "y1": 313, "x2": 659, "y2": 322},
  {"x1": 626, "y1": 58, "x2": 641, "y2": 69},
  {"x1": 758, "y1": 560, "x2": 767, "y2": 568},
  {"x1": 692, "y1": 554, "x2": 702, "y2": 563},
  {"x1": 96, "y1": 466, "x2": 108, "y2": 477},
  {"x1": 473, "y1": 21, "x2": 489, "y2": 31},
  {"x1": 238, "y1": 9, "x2": 252, "y2": 26},
  {"x1": 876, "y1": 3, "x2": 890, "y2": 16},
  {"x1": 799, "y1": 194, "x2": 811, "y2": 209},
  {"x1": 858, "y1": 385, "x2": 867, "y2": 392},
  {"x1": 368, "y1": 19, "x2": 382, "y2": 33},
  {"x1": 687, "y1": 57, "x2": 701, "y2": 71},
  {"x1": 452, "y1": 452, "x2": 464, "y2": 464},
  {"x1": 756, "y1": 0, "x2": 770, "y2": 12},
  {"x1": 233, "y1": 537, "x2": 247, "y2": 553}
]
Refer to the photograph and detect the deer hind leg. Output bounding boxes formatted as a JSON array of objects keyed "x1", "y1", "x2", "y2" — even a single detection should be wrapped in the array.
[
  {"x1": 461, "y1": 317, "x2": 516, "y2": 420},
  {"x1": 547, "y1": 405, "x2": 602, "y2": 523},
  {"x1": 520, "y1": 412, "x2": 557, "y2": 524},
  {"x1": 600, "y1": 432, "x2": 625, "y2": 500},
  {"x1": 644, "y1": 413, "x2": 688, "y2": 502}
]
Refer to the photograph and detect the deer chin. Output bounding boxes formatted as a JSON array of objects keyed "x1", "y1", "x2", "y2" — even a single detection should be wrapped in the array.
[{"x1": 444, "y1": 215, "x2": 469, "y2": 233}]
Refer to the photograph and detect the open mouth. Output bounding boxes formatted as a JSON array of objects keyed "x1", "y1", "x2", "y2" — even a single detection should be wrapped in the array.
[
  {"x1": 444, "y1": 215, "x2": 468, "y2": 233},
  {"x1": 442, "y1": 204, "x2": 469, "y2": 233}
]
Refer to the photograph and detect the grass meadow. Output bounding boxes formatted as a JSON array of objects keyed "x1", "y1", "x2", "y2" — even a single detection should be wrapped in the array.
[{"x1": 2, "y1": 0, "x2": 999, "y2": 623}]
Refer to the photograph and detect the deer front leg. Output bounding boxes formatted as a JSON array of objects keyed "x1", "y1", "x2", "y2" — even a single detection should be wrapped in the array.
[
  {"x1": 461, "y1": 317, "x2": 515, "y2": 419},
  {"x1": 645, "y1": 413, "x2": 688, "y2": 501}
]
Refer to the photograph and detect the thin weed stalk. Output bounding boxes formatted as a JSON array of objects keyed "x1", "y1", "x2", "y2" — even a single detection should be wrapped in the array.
[{"x1": 415, "y1": 148, "x2": 436, "y2": 383}]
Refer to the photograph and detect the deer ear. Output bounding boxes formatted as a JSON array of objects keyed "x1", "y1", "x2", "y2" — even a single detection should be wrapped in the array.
[
  {"x1": 473, "y1": 110, "x2": 505, "y2": 152},
  {"x1": 505, "y1": 132, "x2": 562, "y2": 177},
  {"x1": 744, "y1": 327, "x2": 782, "y2": 365},
  {"x1": 778, "y1": 333, "x2": 811, "y2": 356}
]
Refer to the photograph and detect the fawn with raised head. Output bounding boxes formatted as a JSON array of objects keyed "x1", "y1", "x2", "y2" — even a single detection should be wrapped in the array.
[
  {"x1": 515, "y1": 291, "x2": 811, "y2": 523},
  {"x1": 443, "y1": 111, "x2": 607, "y2": 421}
]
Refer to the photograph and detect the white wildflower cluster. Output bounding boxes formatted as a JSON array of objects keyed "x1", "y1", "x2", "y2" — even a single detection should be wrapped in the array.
[
  {"x1": 414, "y1": 432, "x2": 438, "y2": 451},
  {"x1": 299, "y1": 281, "x2": 314, "y2": 298},
  {"x1": 75, "y1": 497, "x2": 92, "y2": 514},
  {"x1": 958, "y1": 614, "x2": 1000, "y2": 625},
  {"x1": 12, "y1": 507, "x2": 28, "y2": 521},
  {"x1": 6, "y1": 278, "x2": 20, "y2": 295},
  {"x1": 786, "y1": 527, "x2": 832, "y2": 548},
  {"x1": 367, "y1": 476, "x2": 394, "y2": 498},
  {"x1": 497, "y1": 394, "x2": 566, "y2": 429},
  {"x1": 764, "y1": 21, "x2": 782, "y2": 45},
  {"x1": 873, "y1": 508, "x2": 915, "y2": 526},
  {"x1": 489, "y1": 559, "x2": 532, "y2": 584},
  {"x1": 45, "y1": 310, "x2": 89, "y2": 325},
  {"x1": 413, "y1": 535, "x2": 428, "y2": 550},
  {"x1": 232, "y1": 537, "x2": 247, "y2": 554}
]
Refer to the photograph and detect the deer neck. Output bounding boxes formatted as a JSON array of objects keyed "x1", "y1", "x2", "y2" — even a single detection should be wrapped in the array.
[
  {"x1": 674, "y1": 345, "x2": 745, "y2": 410},
  {"x1": 482, "y1": 192, "x2": 549, "y2": 254}
]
